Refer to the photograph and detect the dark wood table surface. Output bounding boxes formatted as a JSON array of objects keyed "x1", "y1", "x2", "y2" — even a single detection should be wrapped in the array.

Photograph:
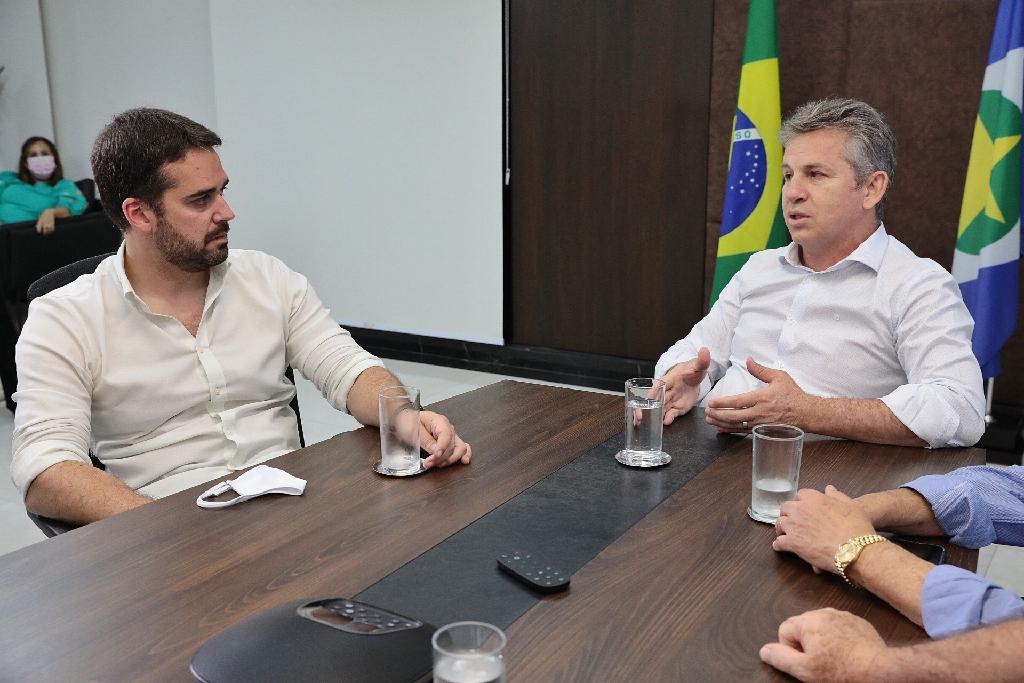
[{"x1": 0, "y1": 380, "x2": 983, "y2": 681}]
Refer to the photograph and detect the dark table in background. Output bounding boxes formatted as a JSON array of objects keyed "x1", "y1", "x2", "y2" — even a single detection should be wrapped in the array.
[{"x1": 0, "y1": 381, "x2": 982, "y2": 681}]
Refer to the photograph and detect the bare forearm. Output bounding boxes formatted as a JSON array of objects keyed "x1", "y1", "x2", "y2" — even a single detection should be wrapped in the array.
[
  {"x1": 52, "y1": 206, "x2": 70, "y2": 218},
  {"x1": 846, "y1": 542, "x2": 932, "y2": 626},
  {"x1": 874, "y1": 619, "x2": 1024, "y2": 682},
  {"x1": 856, "y1": 488, "x2": 946, "y2": 536},
  {"x1": 804, "y1": 397, "x2": 926, "y2": 447},
  {"x1": 25, "y1": 460, "x2": 150, "y2": 525},
  {"x1": 345, "y1": 366, "x2": 403, "y2": 426}
]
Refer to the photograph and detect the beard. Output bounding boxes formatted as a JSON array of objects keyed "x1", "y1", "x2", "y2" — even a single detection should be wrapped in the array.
[{"x1": 153, "y1": 215, "x2": 230, "y2": 272}]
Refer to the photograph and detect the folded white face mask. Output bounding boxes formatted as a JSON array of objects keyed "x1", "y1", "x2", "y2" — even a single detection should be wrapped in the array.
[{"x1": 197, "y1": 465, "x2": 307, "y2": 509}]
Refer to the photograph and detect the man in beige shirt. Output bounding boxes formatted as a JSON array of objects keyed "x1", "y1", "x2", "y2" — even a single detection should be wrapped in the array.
[{"x1": 13, "y1": 108, "x2": 471, "y2": 526}]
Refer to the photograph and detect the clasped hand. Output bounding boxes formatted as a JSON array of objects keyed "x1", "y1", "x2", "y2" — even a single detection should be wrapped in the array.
[{"x1": 36, "y1": 208, "x2": 57, "y2": 235}]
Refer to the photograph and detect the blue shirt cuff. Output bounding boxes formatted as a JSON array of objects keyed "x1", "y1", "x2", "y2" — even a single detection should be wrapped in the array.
[{"x1": 922, "y1": 564, "x2": 1024, "y2": 639}]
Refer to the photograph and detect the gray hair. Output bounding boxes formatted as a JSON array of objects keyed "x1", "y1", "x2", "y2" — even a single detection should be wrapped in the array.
[{"x1": 780, "y1": 98, "x2": 896, "y2": 220}]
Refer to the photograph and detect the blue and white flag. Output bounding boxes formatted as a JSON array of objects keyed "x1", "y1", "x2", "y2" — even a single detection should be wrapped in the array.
[{"x1": 953, "y1": 0, "x2": 1024, "y2": 379}]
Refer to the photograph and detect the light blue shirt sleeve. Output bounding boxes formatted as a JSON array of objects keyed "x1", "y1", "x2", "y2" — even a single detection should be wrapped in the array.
[
  {"x1": 921, "y1": 564, "x2": 1024, "y2": 639},
  {"x1": 902, "y1": 465, "x2": 1024, "y2": 548},
  {"x1": 902, "y1": 465, "x2": 1024, "y2": 638}
]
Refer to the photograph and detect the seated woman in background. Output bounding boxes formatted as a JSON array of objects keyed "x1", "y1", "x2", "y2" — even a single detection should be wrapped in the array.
[{"x1": 0, "y1": 136, "x2": 87, "y2": 235}]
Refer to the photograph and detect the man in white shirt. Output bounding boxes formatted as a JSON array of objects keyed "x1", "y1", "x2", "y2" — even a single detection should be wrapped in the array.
[
  {"x1": 656, "y1": 98, "x2": 985, "y2": 448},
  {"x1": 12, "y1": 108, "x2": 471, "y2": 525}
]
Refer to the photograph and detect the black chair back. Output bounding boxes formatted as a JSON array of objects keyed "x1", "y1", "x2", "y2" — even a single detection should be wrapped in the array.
[{"x1": 26, "y1": 253, "x2": 110, "y2": 301}]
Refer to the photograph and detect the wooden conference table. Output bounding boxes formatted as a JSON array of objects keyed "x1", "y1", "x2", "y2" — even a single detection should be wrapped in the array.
[{"x1": 0, "y1": 381, "x2": 982, "y2": 681}]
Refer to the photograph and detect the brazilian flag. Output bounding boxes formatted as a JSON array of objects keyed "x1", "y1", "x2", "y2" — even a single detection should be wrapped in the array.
[
  {"x1": 952, "y1": 0, "x2": 1023, "y2": 379},
  {"x1": 710, "y1": 0, "x2": 789, "y2": 306}
]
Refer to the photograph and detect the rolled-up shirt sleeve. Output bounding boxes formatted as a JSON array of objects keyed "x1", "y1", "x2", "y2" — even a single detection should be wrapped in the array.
[
  {"x1": 11, "y1": 297, "x2": 94, "y2": 498},
  {"x1": 906, "y1": 466, "x2": 1024, "y2": 638},
  {"x1": 921, "y1": 564, "x2": 1024, "y2": 639},
  {"x1": 281, "y1": 266, "x2": 384, "y2": 413},
  {"x1": 902, "y1": 465, "x2": 1024, "y2": 548},
  {"x1": 879, "y1": 267, "x2": 986, "y2": 448}
]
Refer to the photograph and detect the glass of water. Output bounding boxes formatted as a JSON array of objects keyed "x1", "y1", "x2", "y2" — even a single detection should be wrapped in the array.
[
  {"x1": 747, "y1": 424, "x2": 804, "y2": 523},
  {"x1": 375, "y1": 386, "x2": 423, "y2": 476},
  {"x1": 615, "y1": 377, "x2": 671, "y2": 468},
  {"x1": 432, "y1": 621, "x2": 506, "y2": 683}
]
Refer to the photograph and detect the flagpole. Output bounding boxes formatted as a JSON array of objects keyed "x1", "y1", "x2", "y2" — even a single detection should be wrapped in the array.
[{"x1": 985, "y1": 377, "x2": 995, "y2": 425}]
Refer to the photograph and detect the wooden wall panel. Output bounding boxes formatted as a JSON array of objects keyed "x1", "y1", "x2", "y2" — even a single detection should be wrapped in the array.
[{"x1": 509, "y1": 0, "x2": 714, "y2": 360}]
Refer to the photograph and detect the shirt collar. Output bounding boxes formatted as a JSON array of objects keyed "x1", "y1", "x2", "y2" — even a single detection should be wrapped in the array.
[
  {"x1": 113, "y1": 241, "x2": 233, "y2": 302},
  {"x1": 113, "y1": 241, "x2": 135, "y2": 298},
  {"x1": 781, "y1": 223, "x2": 888, "y2": 273}
]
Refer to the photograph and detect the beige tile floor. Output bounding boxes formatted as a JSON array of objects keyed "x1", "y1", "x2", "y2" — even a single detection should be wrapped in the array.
[{"x1": 1, "y1": 359, "x2": 1021, "y2": 598}]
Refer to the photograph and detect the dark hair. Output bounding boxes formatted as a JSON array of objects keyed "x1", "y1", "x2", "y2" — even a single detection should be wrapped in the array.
[
  {"x1": 18, "y1": 136, "x2": 65, "y2": 186},
  {"x1": 780, "y1": 98, "x2": 897, "y2": 221},
  {"x1": 90, "y1": 108, "x2": 222, "y2": 232}
]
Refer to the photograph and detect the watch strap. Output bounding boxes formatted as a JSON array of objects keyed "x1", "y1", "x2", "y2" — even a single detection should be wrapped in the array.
[{"x1": 835, "y1": 534, "x2": 888, "y2": 587}]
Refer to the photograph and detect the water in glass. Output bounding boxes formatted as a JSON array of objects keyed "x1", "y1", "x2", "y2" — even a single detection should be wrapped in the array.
[
  {"x1": 624, "y1": 397, "x2": 664, "y2": 454},
  {"x1": 433, "y1": 654, "x2": 506, "y2": 683},
  {"x1": 751, "y1": 477, "x2": 796, "y2": 520}
]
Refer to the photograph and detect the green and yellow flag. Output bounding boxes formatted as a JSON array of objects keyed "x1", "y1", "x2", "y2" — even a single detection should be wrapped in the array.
[
  {"x1": 710, "y1": 0, "x2": 789, "y2": 305},
  {"x1": 951, "y1": 0, "x2": 1023, "y2": 380}
]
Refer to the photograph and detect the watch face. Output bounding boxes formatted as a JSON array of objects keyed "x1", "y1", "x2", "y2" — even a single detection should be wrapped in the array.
[{"x1": 836, "y1": 542, "x2": 859, "y2": 564}]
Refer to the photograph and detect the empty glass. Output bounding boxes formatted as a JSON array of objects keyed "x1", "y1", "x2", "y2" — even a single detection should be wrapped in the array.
[{"x1": 375, "y1": 386, "x2": 423, "y2": 476}]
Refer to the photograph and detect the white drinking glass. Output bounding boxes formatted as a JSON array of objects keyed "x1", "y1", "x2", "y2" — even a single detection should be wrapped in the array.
[
  {"x1": 376, "y1": 385, "x2": 422, "y2": 476},
  {"x1": 432, "y1": 621, "x2": 506, "y2": 683},
  {"x1": 615, "y1": 378, "x2": 670, "y2": 467},
  {"x1": 747, "y1": 424, "x2": 804, "y2": 523}
]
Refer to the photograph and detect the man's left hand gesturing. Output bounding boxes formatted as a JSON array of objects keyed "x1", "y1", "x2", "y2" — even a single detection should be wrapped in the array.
[{"x1": 704, "y1": 357, "x2": 814, "y2": 433}]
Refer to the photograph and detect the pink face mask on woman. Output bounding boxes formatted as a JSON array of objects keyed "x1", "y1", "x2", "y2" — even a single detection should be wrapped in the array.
[{"x1": 27, "y1": 155, "x2": 56, "y2": 180}]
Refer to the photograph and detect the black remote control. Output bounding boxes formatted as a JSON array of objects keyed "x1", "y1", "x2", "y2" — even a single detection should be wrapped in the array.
[{"x1": 497, "y1": 552, "x2": 571, "y2": 593}]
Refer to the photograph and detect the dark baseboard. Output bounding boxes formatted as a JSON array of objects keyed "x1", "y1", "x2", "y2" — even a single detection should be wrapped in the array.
[{"x1": 345, "y1": 326, "x2": 653, "y2": 392}]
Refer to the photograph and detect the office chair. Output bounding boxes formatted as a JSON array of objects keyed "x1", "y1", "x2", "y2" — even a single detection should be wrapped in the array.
[{"x1": 22, "y1": 254, "x2": 306, "y2": 537}]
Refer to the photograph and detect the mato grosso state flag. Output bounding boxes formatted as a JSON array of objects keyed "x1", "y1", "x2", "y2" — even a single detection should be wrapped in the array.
[
  {"x1": 953, "y1": 0, "x2": 1024, "y2": 379},
  {"x1": 710, "y1": 0, "x2": 789, "y2": 306}
]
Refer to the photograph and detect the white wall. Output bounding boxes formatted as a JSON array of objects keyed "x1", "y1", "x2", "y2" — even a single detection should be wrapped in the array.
[
  {"x1": 26, "y1": 1, "x2": 502, "y2": 345},
  {"x1": 209, "y1": 1, "x2": 504, "y2": 344},
  {"x1": 39, "y1": 0, "x2": 218, "y2": 180},
  {"x1": 0, "y1": 1, "x2": 54, "y2": 168}
]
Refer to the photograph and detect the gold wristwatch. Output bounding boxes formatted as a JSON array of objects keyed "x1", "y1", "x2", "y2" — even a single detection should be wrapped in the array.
[{"x1": 834, "y1": 534, "x2": 888, "y2": 587}]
